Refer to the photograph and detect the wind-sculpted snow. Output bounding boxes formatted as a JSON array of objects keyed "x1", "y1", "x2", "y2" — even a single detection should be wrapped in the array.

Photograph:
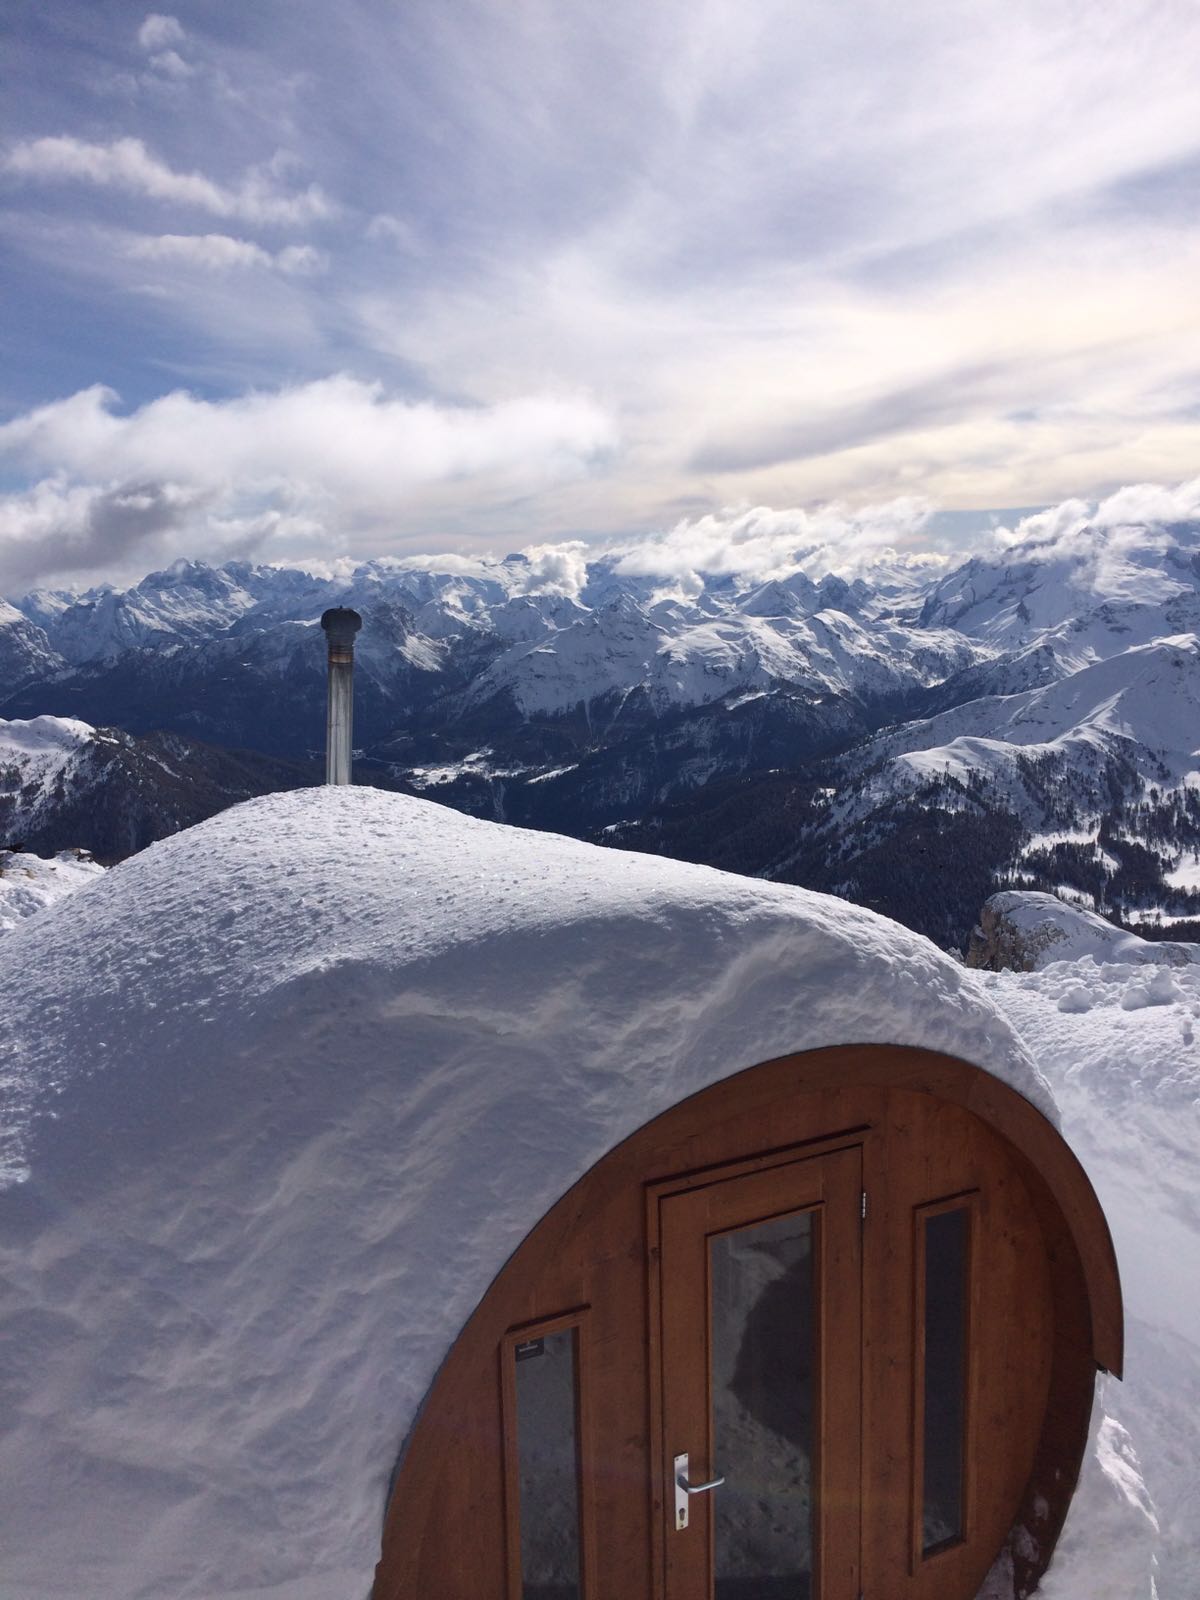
[
  {"x1": 0, "y1": 787, "x2": 1044, "y2": 1599},
  {"x1": 980, "y1": 931, "x2": 1200, "y2": 1599},
  {"x1": 0, "y1": 846, "x2": 104, "y2": 933}
]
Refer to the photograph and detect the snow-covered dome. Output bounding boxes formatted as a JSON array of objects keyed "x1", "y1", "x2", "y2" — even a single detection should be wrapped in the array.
[{"x1": 0, "y1": 788, "x2": 1050, "y2": 1600}]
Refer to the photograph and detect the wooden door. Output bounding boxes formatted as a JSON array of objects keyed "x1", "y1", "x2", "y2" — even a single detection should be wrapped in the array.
[{"x1": 653, "y1": 1145, "x2": 862, "y2": 1600}]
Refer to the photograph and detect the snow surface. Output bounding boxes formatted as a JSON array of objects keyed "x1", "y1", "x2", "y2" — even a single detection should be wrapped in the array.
[
  {"x1": 879, "y1": 634, "x2": 1200, "y2": 814},
  {"x1": 981, "y1": 939, "x2": 1200, "y2": 1600},
  {"x1": 0, "y1": 848, "x2": 105, "y2": 933},
  {"x1": 0, "y1": 786, "x2": 1049, "y2": 1600},
  {"x1": 1166, "y1": 852, "x2": 1200, "y2": 892},
  {"x1": 0, "y1": 712, "x2": 95, "y2": 762}
]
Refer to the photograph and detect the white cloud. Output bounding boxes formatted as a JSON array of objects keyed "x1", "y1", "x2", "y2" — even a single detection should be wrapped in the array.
[
  {"x1": 5, "y1": 0, "x2": 1200, "y2": 556},
  {"x1": 127, "y1": 233, "x2": 271, "y2": 270},
  {"x1": 517, "y1": 541, "x2": 590, "y2": 598},
  {"x1": 0, "y1": 378, "x2": 616, "y2": 497},
  {"x1": 148, "y1": 49, "x2": 194, "y2": 80},
  {"x1": 3, "y1": 137, "x2": 332, "y2": 226},
  {"x1": 352, "y1": 204, "x2": 1200, "y2": 524},
  {"x1": 1091, "y1": 478, "x2": 1200, "y2": 532},
  {"x1": 995, "y1": 478, "x2": 1200, "y2": 551},
  {"x1": 986, "y1": 478, "x2": 1200, "y2": 603},
  {"x1": 610, "y1": 499, "x2": 938, "y2": 586},
  {"x1": 3, "y1": 457, "x2": 1197, "y2": 596},
  {"x1": 274, "y1": 243, "x2": 327, "y2": 276},
  {"x1": 125, "y1": 233, "x2": 328, "y2": 275},
  {"x1": 366, "y1": 214, "x2": 423, "y2": 253},
  {"x1": 0, "y1": 378, "x2": 618, "y2": 586},
  {"x1": 0, "y1": 475, "x2": 211, "y2": 587},
  {"x1": 137, "y1": 14, "x2": 186, "y2": 52}
]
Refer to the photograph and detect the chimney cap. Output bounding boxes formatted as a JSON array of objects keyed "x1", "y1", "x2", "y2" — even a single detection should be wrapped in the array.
[{"x1": 320, "y1": 607, "x2": 362, "y2": 646}]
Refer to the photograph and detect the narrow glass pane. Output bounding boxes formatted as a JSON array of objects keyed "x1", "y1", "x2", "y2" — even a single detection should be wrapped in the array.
[
  {"x1": 514, "y1": 1329, "x2": 581, "y2": 1600},
  {"x1": 710, "y1": 1208, "x2": 815, "y2": 1600},
  {"x1": 922, "y1": 1208, "x2": 967, "y2": 1555}
]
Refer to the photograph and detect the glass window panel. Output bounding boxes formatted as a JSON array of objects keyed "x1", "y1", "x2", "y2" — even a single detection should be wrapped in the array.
[
  {"x1": 921, "y1": 1208, "x2": 968, "y2": 1555},
  {"x1": 710, "y1": 1208, "x2": 816, "y2": 1600},
  {"x1": 514, "y1": 1328, "x2": 582, "y2": 1600}
]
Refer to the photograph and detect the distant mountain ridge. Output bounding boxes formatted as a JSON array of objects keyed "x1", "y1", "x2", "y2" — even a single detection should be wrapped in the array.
[
  {"x1": 3, "y1": 514, "x2": 1199, "y2": 945},
  {"x1": 0, "y1": 714, "x2": 317, "y2": 860}
]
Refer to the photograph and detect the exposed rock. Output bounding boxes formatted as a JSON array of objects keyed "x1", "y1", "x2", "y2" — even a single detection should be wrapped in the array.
[{"x1": 967, "y1": 889, "x2": 1200, "y2": 971}]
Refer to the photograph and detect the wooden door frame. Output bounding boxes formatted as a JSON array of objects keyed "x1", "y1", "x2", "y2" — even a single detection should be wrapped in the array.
[
  {"x1": 647, "y1": 1137, "x2": 865, "y2": 1600},
  {"x1": 908, "y1": 1191, "x2": 981, "y2": 1574},
  {"x1": 499, "y1": 1306, "x2": 597, "y2": 1600}
]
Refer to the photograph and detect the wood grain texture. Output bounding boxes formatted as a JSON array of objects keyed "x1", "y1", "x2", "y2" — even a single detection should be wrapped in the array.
[{"x1": 373, "y1": 1045, "x2": 1122, "y2": 1600}]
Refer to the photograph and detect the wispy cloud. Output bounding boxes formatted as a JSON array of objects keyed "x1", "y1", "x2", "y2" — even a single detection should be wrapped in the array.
[
  {"x1": 125, "y1": 233, "x2": 327, "y2": 275},
  {"x1": 137, "y1": 14, "x2": 186, "y2": 53},
  {"x1": 3, "y1": 137, "x2": 332, "y2": 226}
]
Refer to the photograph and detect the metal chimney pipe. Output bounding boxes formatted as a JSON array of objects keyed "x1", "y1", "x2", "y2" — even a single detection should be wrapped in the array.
[{"x1": 320, "y1": 607, "x2": 362, "y2": 785}]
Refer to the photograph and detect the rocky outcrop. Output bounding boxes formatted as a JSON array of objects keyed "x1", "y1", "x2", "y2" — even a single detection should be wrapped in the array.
[
  {"x1": 967, "y1": 889, "x2": 1200, "y2": 971},
  {"x1": 967, "y1": 893, "x2": 1070, "y2": 971}
]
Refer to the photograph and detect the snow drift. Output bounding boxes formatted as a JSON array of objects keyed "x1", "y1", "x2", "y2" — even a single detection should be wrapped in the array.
[
  {"x1": 0, "y1": 786, "x2": 1047, "y2": 1600},
  {"x1": 0, "y1": 845, "x2": 103, "y2": 934},
  {"x1": 980, "y1": 926, "x2": 1200, "y2": 1598}
]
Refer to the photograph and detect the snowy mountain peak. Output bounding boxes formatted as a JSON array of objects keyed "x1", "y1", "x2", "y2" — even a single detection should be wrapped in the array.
[
  {"x1": 740, "y1": 578, "x2": 811, "y2": 618},
  {"x1": 0, "y1": 713, "x2": 95, "y2": 759},
  {"x1": 919, "y1": 518, "x2": 1200, "y2": 646}
]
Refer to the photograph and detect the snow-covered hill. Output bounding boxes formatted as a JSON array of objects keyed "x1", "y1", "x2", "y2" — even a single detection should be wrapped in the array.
[
  {"x1": 0, "y1": 714, "x2": 319, "y2": 858},
  {"x1": 736, "y1": 631, "x2": 1200, "y2": 944},
  {"x1": 0, "y1": 844, "x2": 103, "y2": 933},
  {"x1": 884, "y1": 634, "x2": 1200, "y2": 794},
  {"x1": 978, "y1": 911, "x2": 1200, "y2": 1599},
  {"x1": 917, "y1": 513, "x2": 1200, "y2": 650}
]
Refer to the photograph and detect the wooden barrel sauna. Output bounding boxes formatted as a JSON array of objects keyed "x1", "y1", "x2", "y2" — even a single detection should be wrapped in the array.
[{"x1": 374, "y1": 1045, "x2": 1121, "y2": 1600}]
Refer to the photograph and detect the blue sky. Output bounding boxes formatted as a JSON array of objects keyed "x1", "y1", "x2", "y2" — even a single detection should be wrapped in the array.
[{"x1": 2, "y1": 0, "x2": 1199, "y2": 589}]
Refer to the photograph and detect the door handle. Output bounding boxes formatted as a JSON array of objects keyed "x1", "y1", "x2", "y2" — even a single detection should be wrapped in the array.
[{"x1": 673, "y1": 1452, "x2": 726, "y2": 1529}]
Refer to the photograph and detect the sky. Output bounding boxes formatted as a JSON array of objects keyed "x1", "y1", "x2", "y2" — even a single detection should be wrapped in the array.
[{"x1": 1, "y1": 0, "x2": 1199, "y2": 592}]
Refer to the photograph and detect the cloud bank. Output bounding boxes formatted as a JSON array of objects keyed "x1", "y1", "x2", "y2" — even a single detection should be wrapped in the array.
[{"x1": 0, "y1": 379, "x2": 618, "y2": 586}]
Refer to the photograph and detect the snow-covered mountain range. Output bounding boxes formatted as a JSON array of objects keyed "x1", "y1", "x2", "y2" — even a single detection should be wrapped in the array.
[{"x1": 2, "y1": 510, "x2": 1199, "y2": 944}]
